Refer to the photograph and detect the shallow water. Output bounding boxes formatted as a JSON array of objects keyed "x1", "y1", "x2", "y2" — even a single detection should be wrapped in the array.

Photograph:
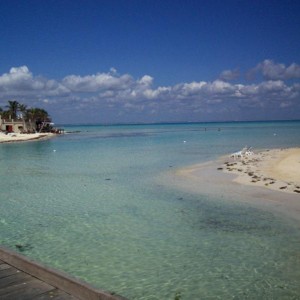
[{"x1": 1, "y1": 121, "x2": 300, "y2": 299}]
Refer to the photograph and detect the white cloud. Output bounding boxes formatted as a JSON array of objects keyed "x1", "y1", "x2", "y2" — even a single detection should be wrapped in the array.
[
  {"x1": 62, "y1": 73, "x2": 133, "y2": 92},
  {"x1": 0, "y1": 66, "x2": 69, "y2": 98},
  {"x1": 141, "y1": 86, "x2": 172, "y2": 100},
  {"x1": 0, "y1": 66, "x2": 33, "y2": 90},
  {"x1": 177, "y1": 81, "x2": 207, "y2": 96},
  {"x1": 109, "y1": 67, "x2": 117, "y2": 74},
  {"x1": 219, "y1": 68, "x2": 240, "y2": 81},
  {"x1": 250, "y1": 59, "x2": 300, "y2": 80},
  {"x1": 205, "y1": 80, "x2": 234, "y2": 94},
  {"x1": 0, "y1": 62, "x2": 299, "y2": 123},
  {"x1": 258, "y1": 80, "x2": 286, "y2": 93},
  {"x1": 138, "y1": 75, "x2": 153, "y2": 86}
]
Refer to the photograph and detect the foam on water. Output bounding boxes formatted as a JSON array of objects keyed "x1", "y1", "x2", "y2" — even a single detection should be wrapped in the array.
[{"x1": 1, "y1": 121, "x2": 300, "y2": 299}]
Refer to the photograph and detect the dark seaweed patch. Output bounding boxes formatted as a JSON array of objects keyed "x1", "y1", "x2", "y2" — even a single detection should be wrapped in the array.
[{"x1": 15, "y1": 243, "x2": 33, "y2": 252}]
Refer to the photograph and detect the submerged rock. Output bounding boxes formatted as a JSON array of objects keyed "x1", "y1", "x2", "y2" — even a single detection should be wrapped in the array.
[{"x1": 15, "y1": 243, "x2": 33, "y2": 252}]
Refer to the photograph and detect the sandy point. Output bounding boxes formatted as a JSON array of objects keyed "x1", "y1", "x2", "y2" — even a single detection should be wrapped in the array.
[
  {"x1": 221, "y1": 148, "x2": 300, "y2": 194},
  {"x1": 0, "y1": 132, "x2": 55, "y2": 144},
  {"x1": 168, "y1": 147, "x2": 300, "y2": 223}
]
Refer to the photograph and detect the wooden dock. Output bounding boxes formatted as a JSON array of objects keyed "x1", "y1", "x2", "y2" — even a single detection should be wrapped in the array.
[{"x1": 0, "y1": 246, "x2": 127, "y2": 300}]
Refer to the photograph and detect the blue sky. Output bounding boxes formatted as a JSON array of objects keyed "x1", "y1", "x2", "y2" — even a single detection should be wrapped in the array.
[{"x1": 0, "y1": 0, "x2": 300, "y2": 124}]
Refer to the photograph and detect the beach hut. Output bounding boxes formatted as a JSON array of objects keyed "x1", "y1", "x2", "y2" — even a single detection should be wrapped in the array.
[{"x1": 0, "y1": 115, "x2": 27, "y2": 133}]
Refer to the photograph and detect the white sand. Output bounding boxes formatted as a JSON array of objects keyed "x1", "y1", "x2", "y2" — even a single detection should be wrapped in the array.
[
  {"x1": 222, "y1": 148, "x2": 300, "y2": 194},
  {"x1": 170, "y1": 147, "x2": 300, "y2": 223},
  {"x1": 0, "y1": 132, "x2": 55, "y2": 143}
]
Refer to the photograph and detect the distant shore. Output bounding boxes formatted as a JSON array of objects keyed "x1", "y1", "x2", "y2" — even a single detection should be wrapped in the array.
[{"x1": 0, "y1": 132, "x2": 55, "y2": 144}]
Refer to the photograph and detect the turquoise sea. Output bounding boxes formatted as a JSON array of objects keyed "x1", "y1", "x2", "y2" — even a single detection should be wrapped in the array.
[{"x1": 1, "y1": 121, "x2": 300, "y2": 299}]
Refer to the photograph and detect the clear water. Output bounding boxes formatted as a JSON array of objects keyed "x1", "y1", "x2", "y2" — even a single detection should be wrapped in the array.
[{"x1": 1, "y1": 121, "x2": 300, "y2": 299}]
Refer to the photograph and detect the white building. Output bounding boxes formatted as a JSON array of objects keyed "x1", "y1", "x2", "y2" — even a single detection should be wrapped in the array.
[{"x1": 0, "y1": 115, "x2": 28, "y2": 133}]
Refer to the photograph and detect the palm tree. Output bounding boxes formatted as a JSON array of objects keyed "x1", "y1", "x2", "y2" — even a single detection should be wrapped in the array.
[
  {"x1": 24, "y1": 108, "x2": 35, "y2": 132},
  {"x1": 6, "y1": 100, "x2": 19, "y2": 119},
  {"x1": 1, "y1": 100, "x2": 52, "y2": 132},
  {"x1": 18, "y1": 103, "x2": 27, "y2": 119},
  {"x1": 0, "y1": 108, "x2": 11, "y2": 120},
  {"x1": 26, "y1": 107, "x2": 51, "y2": 132}
]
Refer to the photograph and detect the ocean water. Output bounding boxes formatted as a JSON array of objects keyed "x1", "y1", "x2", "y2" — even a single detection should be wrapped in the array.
[{"x1": 1, "y1": 121, "x2": 300, "y2": 299}]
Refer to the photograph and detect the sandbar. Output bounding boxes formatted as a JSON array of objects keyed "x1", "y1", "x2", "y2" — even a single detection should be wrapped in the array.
[
  {"x1": 167, "y1": 147, "x2": 300, "y2": 223},
  {"x1": 221, "y1": 148, "x2": 300, "y2": 194}
]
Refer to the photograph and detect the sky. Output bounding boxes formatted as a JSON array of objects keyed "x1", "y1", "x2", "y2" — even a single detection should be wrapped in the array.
[{"x1": 0, "y1": 0, "x2": 300, "y2": 124}]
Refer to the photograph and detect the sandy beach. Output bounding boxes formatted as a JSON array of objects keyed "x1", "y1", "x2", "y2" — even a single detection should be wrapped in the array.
[
  {"x1": 221, "y1": 148, "x2": 300, "y2": 194},
  {"x1": 175, "y1": 148, "x2": 300, "y2": 195},
  {"x1": 170, "y1": 147, "x2": 300, "y2": 223},
  {"x1": 0, "y1": 132, "x2": 55, "y2": 143}
]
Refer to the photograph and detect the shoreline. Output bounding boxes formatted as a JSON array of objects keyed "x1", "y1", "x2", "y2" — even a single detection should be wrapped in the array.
[
  {"x1": 175, "y1": 147, "x2": 300, "y2": 195},
  {"x1": 221, "y1": 148, "x2": 300, "y2": 194},
  {"x1": 0, "y1": 132, "x2": 55, "y2": 144},
  {"x1": 167, "y1": 147, "x2": 300, "y2": 223}
]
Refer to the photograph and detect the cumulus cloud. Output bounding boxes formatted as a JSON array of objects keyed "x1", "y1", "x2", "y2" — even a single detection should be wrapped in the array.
[
  {"x1": 138, "y1": 75, "x2": 153, "y2": 86},
  {"x1": 62, "y1": 73, "x2": 133, "y2": 92},
  {"x1": 0, "y1": 62, "x2": 299, "y2": 123},
  {"x1": 219, "y1": 68, "x2": 240, "y2": 81},
  {"x1": 0, "y1": 66, "x2": 69, "y2": 97},
  {"x1": 0, "y1": 66, "x2": 34, "y2": 90},
  {"x1": 248, "y1": 59, "x2": 300, "y2": 80}
]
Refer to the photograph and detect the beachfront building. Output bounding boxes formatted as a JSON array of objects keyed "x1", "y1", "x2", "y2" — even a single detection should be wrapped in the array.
[
  {"x1": 0, "y1": 115, "x2": 28, "y2": 133},
  {"x1": 0, "y1": 115, "x2": 64, "y2": 134},
  {"x1": 0, "y1": 101, "x2": 64, "y2": 134}
]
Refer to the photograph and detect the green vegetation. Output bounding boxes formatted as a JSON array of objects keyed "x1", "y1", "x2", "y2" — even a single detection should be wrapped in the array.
[
  {"x1": 0, "y1": 100, "x2": 52, "y2": 133},
  {"x1": 0, "y1": 100, "x2": 51, "y2": 122}
]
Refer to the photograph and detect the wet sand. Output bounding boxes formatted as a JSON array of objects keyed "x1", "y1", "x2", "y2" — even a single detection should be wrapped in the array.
[
  {"x1": 222, "y1": 148, "x2": 300, "y2": 194},
  {"x1": 168, "y1": 148, "x2": 300, "y2": 224}
]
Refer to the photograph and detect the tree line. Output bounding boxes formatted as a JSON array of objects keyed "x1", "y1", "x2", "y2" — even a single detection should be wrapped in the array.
[{"x1": 0, "y1": 100, "x2": 51, "y2": 122}]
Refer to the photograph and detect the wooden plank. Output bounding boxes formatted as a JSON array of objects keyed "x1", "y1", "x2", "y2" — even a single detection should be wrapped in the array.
[
  {"x1": 0, "y1": 278, "x2": 55, "y2": 300},
  {"x1": 34, "y1": 288, "x2": 78, "y2": 300},
  {"x1": 0, "y1": 267, "x2": 78, "y2": 299},
  {"x1": 0, "y1": 271, "x2": 33, "y2": 289},
  {"x1": 0, "y1": 246, "x2": 127, "y2": 300},
  {"x1": 0, "y1": 264, "x2": 11, "y2": 271},
  {"x1": 0, "y1": 266, "x2": 20, "y2": 279}
]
